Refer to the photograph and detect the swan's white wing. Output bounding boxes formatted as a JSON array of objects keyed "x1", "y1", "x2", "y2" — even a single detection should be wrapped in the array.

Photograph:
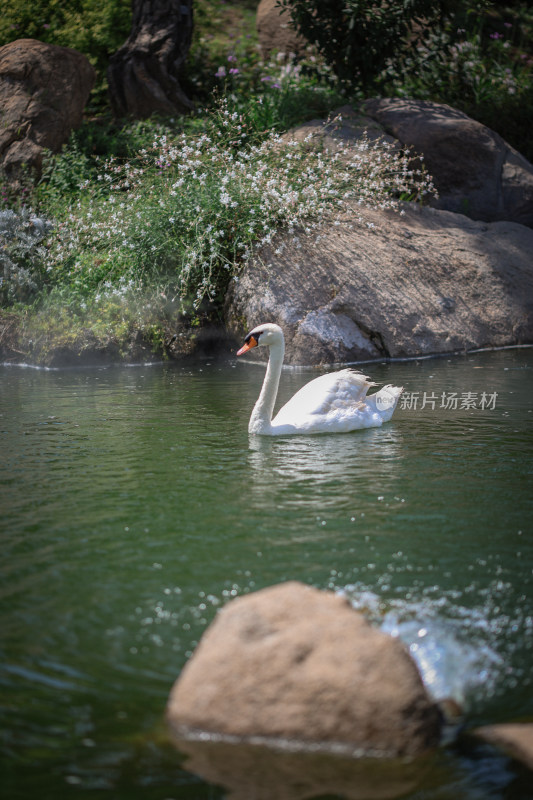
[{"x1": 272, "y1": 369, "x2": 375, "y2": 427}]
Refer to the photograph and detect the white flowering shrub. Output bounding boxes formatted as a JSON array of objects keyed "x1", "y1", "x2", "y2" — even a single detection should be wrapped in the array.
[
  {"x1": 42, "y1": 100, "x2": 435, "y2": 312},
  {"x1": 0, "y1": 209, "x2": 54, "y2": 304}
]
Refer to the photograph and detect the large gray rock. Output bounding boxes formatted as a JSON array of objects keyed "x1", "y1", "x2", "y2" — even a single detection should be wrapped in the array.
[
  {"x1": 364, "y1": 98, "x2": 533, "y2": 228},
  {"x1": 225, "y1": 204, "x2": 533, "y2": 365},
  {"x1": 0, "y1": 39, "x2": 95, "y2": 176},
  {"x1": 167, "y1": 582, "x2": 442, "y2": 757}
]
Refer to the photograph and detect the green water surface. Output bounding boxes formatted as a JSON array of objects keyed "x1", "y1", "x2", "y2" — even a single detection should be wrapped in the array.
[{"x1": 1, "y1": 348, "x2": 532, "y2": 799}]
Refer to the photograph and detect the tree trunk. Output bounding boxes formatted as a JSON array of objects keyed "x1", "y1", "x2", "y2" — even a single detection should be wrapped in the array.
[{"x1": 107, "y1": 0, "x2": 193, "y2": 118}]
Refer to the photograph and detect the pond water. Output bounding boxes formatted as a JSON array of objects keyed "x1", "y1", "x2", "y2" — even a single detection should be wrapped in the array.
[{"x1": 1, "y1": 347, "x2": 532, "y2": 800}]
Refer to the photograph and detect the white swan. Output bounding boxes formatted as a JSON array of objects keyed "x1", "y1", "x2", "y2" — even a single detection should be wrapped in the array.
[{"x1": 236, "y1": 323, "x2": 403, "y2": 435}]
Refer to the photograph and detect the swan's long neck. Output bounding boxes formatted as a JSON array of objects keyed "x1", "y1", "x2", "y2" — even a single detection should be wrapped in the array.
[{"x1": 249, "y1": 340, "x2": 284, "y2": 434}]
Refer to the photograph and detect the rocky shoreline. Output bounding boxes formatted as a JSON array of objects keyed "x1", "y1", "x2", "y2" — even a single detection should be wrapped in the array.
[
  {"x1": 3, "y1": 96, "x2": 532, "y2": 369},
  {"x1": 2, "y1": 313, "x2": 532, "y2": 370},
  {"x1": 225, "y1": 100, "x2": 533, "y2": 366}
]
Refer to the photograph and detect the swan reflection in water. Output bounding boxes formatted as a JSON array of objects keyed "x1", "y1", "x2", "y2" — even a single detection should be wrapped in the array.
[{"x1": 246, "y1": 426, "x2": 404, "y2": 512}]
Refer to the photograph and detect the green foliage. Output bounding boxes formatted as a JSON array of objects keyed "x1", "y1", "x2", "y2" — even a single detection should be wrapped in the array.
[
  {"x1": 0, "y1": 0, "x2": 131, "y2": 108},
  {"x1": 8, "y1": 94, "x2": 434, "y2": 332},
  {"x1": 0, "y1": 0, "x2": 131, "y2": 61},
  {"x1": 210, "y1": 64, "x2": 344, "y2": 140},
  {"x1": 38, "y1": 139, "x2": 93, "y2": 201},
  {"x1": 0, "y1": 164, "x2": 35, "y2": 211},
  {"x1": 36, "y1": 118, "x2": 175, "y2": 210},
  {"x1": 2, "y1": 0, "x2": 531, "y2": 357},
  {"x1": 384, "y1": 4, "x2": 533, "y2": 160},
  {"x1": 277, "y1": 0, "x2": 489, "y2": 93},
  {"x1": 183, "y1": 0, "x2": 260, "y2": 100},
  {"x1": 276, "y1": 0, "x2": 532, "y2": 158},
  {"x1": 470, "y1": 85, "x2": 533, "y2": 162}
]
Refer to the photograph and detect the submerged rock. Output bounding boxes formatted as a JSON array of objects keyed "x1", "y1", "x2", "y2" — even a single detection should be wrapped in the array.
[
  {"x1": 0, "y1": 310, "x2": 233, "y2": 368},
  {"x1": 225, "y1": 204, "x2": 533, "y2": 366},
  {"x1": 167, "y1": 581, "x2": 442, "y2": 757},
  {"x1": 473, "y1": 723, "x2": 533, "y2": 771},
  {"x1": 172, "y1": 736, "x2": 434, "y2": 800}
]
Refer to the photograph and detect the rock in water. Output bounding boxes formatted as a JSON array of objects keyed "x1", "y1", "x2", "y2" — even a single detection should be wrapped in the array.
[
  {"x1": 473, "y1": 724, "x2": 533, "y2": 771},
  {"x1": 167, "y1": 582, "x2": 442, "y2": 756},
  {"x1": 225, "y1": 204, "x2": 533, "y2": 365}
]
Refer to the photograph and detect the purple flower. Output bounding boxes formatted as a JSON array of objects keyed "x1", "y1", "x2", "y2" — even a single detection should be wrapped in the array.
[
  {"x1": 227, "y1": 54, "x2": 237, "y2": 62},
  {"x1": 215, "y1": 66, "x2": 226, "y2": 78},
  {"x1": 229, "y1": 68, "x2": 239, "y2": 75},
  {"x1": 490, "y1": 32, "x2": 502, "y2": 39}
]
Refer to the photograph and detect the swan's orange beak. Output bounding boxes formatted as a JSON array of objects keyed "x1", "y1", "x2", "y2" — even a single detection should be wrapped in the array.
[{"x1": 237, "y1": 335, "x2": 258, "y2": 356}]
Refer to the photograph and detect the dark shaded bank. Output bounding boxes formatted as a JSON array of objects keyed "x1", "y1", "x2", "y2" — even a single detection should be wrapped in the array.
[
  {"x1": 3, "y1": 308, "x2": 533, "y2": 370},
  {"x1": 0, "y1": 311, "x2": 235, "y2": 368}
]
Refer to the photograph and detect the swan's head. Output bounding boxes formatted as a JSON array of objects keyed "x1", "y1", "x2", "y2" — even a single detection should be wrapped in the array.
[{"x1": 236, "y1": 323, "x2": 284, "y2": 356}]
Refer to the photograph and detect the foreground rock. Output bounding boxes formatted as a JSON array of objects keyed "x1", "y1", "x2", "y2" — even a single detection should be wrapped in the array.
[
  {"x1": 473, "y1": 723, "x2": 533, "y2": 771},
  {"x1": 167, "y1": 582, "x2": 442, "y2": 757},
  {"x1": 0, "y1": 39, "x2": 95, "y2": 176},
  {"x1": 364, "y1": 98, "x2": 533, "y2": 229},
  {"x1": 225, "y1": 204, "x2": 533, "y2": 365}
]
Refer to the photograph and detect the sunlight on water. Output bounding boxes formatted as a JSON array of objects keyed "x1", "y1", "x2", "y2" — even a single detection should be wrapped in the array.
[
  {"x1": 340, "y1": 580, "x2": 533, "y2": 712},
  {"x1": 1, "y1": 348, "x2": 532, "y2": 799}
]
